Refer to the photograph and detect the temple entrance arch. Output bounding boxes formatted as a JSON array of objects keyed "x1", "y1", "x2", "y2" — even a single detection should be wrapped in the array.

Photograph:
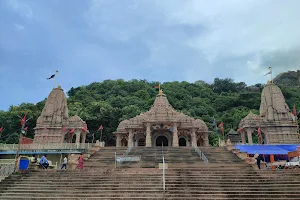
[
  {"x1": 179, "y1": 138, "x2": 187, "y2": 146},
  {"x1": 121, "y1": 138, "x2": 128, "y2": 146},
  {"x1": 156, "y1": 136, "x2": 168, "y2": 146},
  {"x1": 197, "y1": 138, "x2": 204, "y2": 146},
  {"x1": 152, "y1": 132, "x2": 172, "y2": 147}
]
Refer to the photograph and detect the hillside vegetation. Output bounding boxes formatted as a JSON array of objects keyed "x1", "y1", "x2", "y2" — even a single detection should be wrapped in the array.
[{"x1": 0, "y1": 77, "x2": 299, "y2": 146}]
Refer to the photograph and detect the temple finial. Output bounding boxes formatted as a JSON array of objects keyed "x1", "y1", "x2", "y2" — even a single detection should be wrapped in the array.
[{"x1": 159, "y1": 89, "x2": 163, "y2": 94}]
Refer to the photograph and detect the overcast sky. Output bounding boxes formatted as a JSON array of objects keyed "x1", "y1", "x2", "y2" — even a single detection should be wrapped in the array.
[{"x1": 0, "y1": 0, "x2": 300, "y2": 111}]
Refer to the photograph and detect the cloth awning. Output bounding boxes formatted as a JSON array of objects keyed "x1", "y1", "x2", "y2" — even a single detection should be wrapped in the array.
[{"x1": 234, "y1": 144, "x2": 300, "y2": 155}]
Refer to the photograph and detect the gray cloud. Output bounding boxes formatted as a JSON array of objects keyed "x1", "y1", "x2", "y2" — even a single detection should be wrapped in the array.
[{"x1": 0, "y1": 0, "x2": 300, "y2": 110}]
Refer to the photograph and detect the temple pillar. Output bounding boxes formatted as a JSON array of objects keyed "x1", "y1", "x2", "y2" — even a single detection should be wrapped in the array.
[
  {"x1": 128, "y1": 129, "x2": 133, "y2": 147},
  {"x1": 204, "y1": 133, "x2": 209, "y2": 147},
  {"x1": 172, "y1": 123, "x2": 179, "y2": 147},
  {"x1": 71, "y1": 129, "x2": 81, "y2": 146},
  {"x1": 146, "y1": 123, "x2": 152, "y2": 147},
  {"x1": 241, "y1": 131, "x2": 246, "y2": 144},
  {"x1": 247, "y1": 128, "x2": 253, "y2": 144},
  {"x1": 191, "y1": 129, "x2": 197, "y2": 147},
  {"x1": 116, "y1": 135, "x2": 121, "y2": 147},
  {"x1": 80, "y1": 132, "x2": 86, "y2": 148}
]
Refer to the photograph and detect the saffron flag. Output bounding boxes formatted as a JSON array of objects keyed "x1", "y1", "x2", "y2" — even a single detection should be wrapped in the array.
[
  {"x1": 218, "y1": 122, "x2": 224, "y2": 135},
  {"x1": 98, "y1": 125, "x2": 103, "y2": 131},
  {"x1": 237, "y1": 127, "x2": 243, "y2": 133},
  {"x1": 293, "y1": 105, "x2": 297, "y2": 116},
  {"x1": 21, "y1": 114, "x2": 26, "y2": 126},
  {"x1": 218, "y1": 122, "x2": 223, "y2": 128},
  {"x1": 257, "y1": 127, "x2": 261, "y2": 135},
  {"x1": 62, "y1": 127, "x2": 67, "y2": 131},
  {"x1": 154, "y1": 85, "x2": 159, "y2": 89},
  {"x1": 47, "y1": 70, "x2": 59, "y2": 80},
  {"x1": 82, "y1": 124, "x2": 87, "y2": 132},
  {"x1": 0, "y1": 126, "x2": 3, "y2": 132}
]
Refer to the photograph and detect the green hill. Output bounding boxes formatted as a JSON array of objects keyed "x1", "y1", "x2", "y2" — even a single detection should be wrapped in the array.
[
  {"x1": 274, "y1": 70, "x2": 300, "y2": 87},
  {"x1": 0, "y1": 78, "x2": 299, "y2": 146}
]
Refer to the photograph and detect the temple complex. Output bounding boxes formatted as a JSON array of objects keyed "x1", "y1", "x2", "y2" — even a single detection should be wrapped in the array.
[
  {"x1": 239, "y1": 82, "x2": 299, "y2": 144},
  {"x1": 114, "y1": 90, "x2": 209, "y2": 147},
  {"x1": 33, "y1": 86, "x2": 88, "y2": 144}
]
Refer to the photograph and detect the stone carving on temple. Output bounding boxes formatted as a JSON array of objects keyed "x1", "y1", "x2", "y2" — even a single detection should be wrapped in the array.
[
  {"x1": 238, "y1": 82, "x2": 299, "y2": 144},
  {"x1": 114, "y1": 90, "x2": 210, "y2": 147},
  {"x1": 34, "y1": 86, "x2": 89, "y2": 145}
]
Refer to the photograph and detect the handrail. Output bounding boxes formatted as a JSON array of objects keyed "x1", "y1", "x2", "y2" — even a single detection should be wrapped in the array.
[
  {"x1": 115, "y1": 153, "x2": 141, "y2": 168},
  {"x1": 194, "y1": 146, "x2": 209, "y2": 164},
  {"x1": 0, "y1": 143, "x2": 92, "y2": 150},
  {"x1": 0, "y1": 163, "x2": 15, "y2": 178},
  {"x1": 123, "y1": 146, "x2": 132, "y2": 156}
]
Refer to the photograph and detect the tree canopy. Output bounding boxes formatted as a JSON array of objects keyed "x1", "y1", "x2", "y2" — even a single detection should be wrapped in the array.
[{"x1": 1, "y1": 78, "x2": 299, "y2": 146}]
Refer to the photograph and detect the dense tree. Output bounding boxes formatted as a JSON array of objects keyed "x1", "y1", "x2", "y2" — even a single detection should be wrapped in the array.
[{"x1": 0, "y1": 78, "x2": 299, "y2": 146}]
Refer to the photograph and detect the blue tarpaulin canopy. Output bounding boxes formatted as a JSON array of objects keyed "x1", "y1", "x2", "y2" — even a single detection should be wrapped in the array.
[{"x1": 234, "y1": 144, "x2": 300, "y2": 155}]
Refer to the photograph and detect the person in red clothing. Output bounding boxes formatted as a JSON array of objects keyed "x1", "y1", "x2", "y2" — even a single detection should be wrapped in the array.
[{"x1": 78, "y1": 154, "x2": 84, "y2": 169}]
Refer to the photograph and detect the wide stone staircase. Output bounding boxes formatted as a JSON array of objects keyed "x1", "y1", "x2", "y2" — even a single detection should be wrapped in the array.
[
  {"x1": 85, "y1": 146, "x2": 128, "y2": 168},
  {"x1": 200, "y1": 147, "x2": 245, "y2": 164},
  {"x1": 128, "y1": 147, "x2": 203, "y2": 168},
  {"x1": 0, "y1": 146, "x2": 299, "y2": 199}
]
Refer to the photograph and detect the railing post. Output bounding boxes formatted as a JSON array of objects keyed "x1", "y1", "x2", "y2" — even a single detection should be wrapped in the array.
[{"x1": 162, "y1": 143, "x2": 165, "y2": 191}]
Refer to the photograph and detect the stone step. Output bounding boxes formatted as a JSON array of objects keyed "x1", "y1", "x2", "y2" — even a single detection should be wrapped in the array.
[
  {"x1": 2, "y1": 189, "x2": 299, "y2": 195},
  {"x1": 0, "y1": 197, "x2": 299, "y2": 200}
]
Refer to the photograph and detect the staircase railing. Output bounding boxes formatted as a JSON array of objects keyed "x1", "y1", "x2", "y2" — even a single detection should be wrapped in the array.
[
  {"x1": 0, "y1": 160, "x2": 15, "y2": 180},
  {"x1": 0, "y1": 143, "x2": 92, "y2": 151},
  {"x1": 194, "y1": 146, "x2": 209, "y2": 164},
  {"x1": 123, "y1": 146, "x2": 132, "y2": 156},
  {"x1": 162, "y1": 144, "x2": 165, "y2": 191}
]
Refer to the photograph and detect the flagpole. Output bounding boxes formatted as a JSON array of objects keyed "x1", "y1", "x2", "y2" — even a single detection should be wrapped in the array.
[
  {"x1": 14, "y1": 116, "x2": 29, "y2": 172},
  {"x1": 159, "y1": 82, "x2": 161, "y2": 92},
  {"x1": 269, "y1": 66, "x2": 273, "y2": 83},
  {"x1": 100, "y1": 129, "x2": 103, "y2": 142},
  {"x1": 54, "y1": 70, "x2": 58, "y2": 88}
]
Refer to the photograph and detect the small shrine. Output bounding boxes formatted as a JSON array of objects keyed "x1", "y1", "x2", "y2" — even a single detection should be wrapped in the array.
[
  {"x1": 238, "y1": 82, "x2": 299, "y2": 144},
  {"x1": 226, "y1": 129, "x2": 242, "y2": 144},
  {"x1": 114, "y1": 90, "x2": 210, "y2": 147},
  {"x1": 33, "y1": 86, "x2": 89, "y2": 145}
]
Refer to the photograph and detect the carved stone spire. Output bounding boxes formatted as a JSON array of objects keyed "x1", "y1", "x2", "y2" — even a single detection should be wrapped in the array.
[
  {"x1": 259, "y1": 83, "x2": 291, "y2": 121},
  {"x1": 36, "y1": 85, "x2": 69, "y2": 128}
]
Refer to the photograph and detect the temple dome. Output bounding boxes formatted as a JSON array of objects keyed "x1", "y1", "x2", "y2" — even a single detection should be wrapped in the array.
[
  {"x1": 69, "y1": 114, "x2": 85, "y2": 127},
  {"x1": 259, "y1": 83, "x2": 292, "y2": 121},
  {"x1": 243, "y1": 111, "x2": 260, "y2": 120},
  {"x1": 117, "y1": 92, "x2": 207, "y2": 131},
  {"x1": 193, "y1": 119, "x2": 209, "y2": 131}
]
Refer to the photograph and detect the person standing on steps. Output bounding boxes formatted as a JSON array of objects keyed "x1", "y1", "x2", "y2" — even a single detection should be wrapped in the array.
[
  {"x1": 78, "y1": 154, "x2": 84, "y2": 169},
  {"x1": 61, "y1": 156, "x2": 68, "y2": 170},
  {"x1": 256, "y1": 154, "x2": 263, "y2": 169}
]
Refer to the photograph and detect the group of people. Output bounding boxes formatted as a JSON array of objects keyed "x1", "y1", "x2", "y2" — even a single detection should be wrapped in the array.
[{"x1": 39, "y1": 154, "x2": 84, "y2": 170}]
